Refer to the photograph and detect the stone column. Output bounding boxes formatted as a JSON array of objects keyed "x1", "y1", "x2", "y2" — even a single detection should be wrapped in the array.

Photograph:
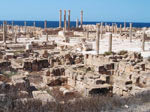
[
  {"x1": 12, "y1": 21, "x2": 15, "y2": 43},
  {"x1": 100, "y1": 22, "x2": 103, "y2": 39},
  {"x1": 112, "y1": 23, "x2": 114, "y2": 33},
  {"x1": 68, "y1": 10, "x2": 71, "y2": 30},
  {"x1": 11, "y1": 21, "x2": 14, "y2": 33},
  {"x1": 76, "y1": 19, "x2": 79, "y2": 28},
  {"x1": 24, "y1": 21, "x2": 27, "y2": 37},
  {"x1": 80, "y1": 10, "x2": 83, "y2": 28},
  {"x1": 24, "y1": 21, "x2": 27, "y2": 32},
  {"x1": 108, "y1": 25, "x2": 110, "y2": 32},
  {"x1": 129, "y1": 23, "x2": 132, "y2": 42},
  {"x1": 105, "y1": 23, "x2": 107, "y2": 32},
  {"x1": 96, "y1": 24, "x2": 100, "y2": 54},
  {"x1": 124, "y1": 22, "x2": 126, "y2": 31},
  {"x1": 33, "y1": 22, "x2": 36, "y2": 32},
  {"x1": 142, "y1": 32, "x2": 146, "y2": 51},
  {"x1": 64, "y1": 10, "x2": 67, "y2": 31},
  {"x1": 1, "y1": 24, "x2": 3, "y2": 32},
  {"x1": 14, "y1": 32, "x2": 17, "y2": 43},
  {"x1": 3, "y1": 21, "x2": 7, "y2": 43},
  {"x1": 18, "y1": 26, "x2": 21, "y2": 33},
  {"x1": 108, "y1": 33, "x2": 112, "y2": 52},
  {"x1": 44, "y1": 20, "x2": 47, "y2": 29},
  {"x1": 59, "y1": 10, "x2": 62, "y2": 28},
  {"x1": 86, "y1": 31, "x2": 89, "y2": 38},
  {"x1": 46, "y1": 33, "x2": 48, "y2": 42},
  {"x1": 120, "y1": 24, "x2": 122, "y2": 34},
  {"x1": 115, "y1": 24, "x2": 118, "y2": 34},
  {"x1": 33, "y1": 22, "x2": 36, "y2": 27}
]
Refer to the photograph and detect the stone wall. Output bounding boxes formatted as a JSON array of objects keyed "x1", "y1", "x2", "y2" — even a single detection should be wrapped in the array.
[
  {"x1": 0, "y1": 61, "x2": 11, "y2": 69},
  {"x1": 84, "y1": 54, "x2": 112, "y2": 67},
  {"x1": 23, "y1": 59, "x2": 49, "y2": 71},
  {"x1": 65, "y1": 65, "x2": 113, "y2": 96}
]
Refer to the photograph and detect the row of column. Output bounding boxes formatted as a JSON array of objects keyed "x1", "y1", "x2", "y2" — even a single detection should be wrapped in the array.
[
  {"x1": 103, "y1": 22, "x2": 132, "y2": 33},
  {"x1": 59, "y1": 10, "x2": 83, "y2": 30},
  {"x1": 96, "y1": 23, "x2": 113, "y2": 54},
  {"x1": 95, "y1": 23, "x2": 146, "y2": 54}
]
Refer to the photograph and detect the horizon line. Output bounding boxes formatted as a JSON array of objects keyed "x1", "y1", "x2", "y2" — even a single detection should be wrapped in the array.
[{"x1": 0, "y1": 20, "x2": 150, "y2": 24}]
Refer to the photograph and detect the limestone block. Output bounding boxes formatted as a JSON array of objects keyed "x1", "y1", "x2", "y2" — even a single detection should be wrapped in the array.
[{"x1": 32, "y1": 91, "x2": 55, "y2": 102}]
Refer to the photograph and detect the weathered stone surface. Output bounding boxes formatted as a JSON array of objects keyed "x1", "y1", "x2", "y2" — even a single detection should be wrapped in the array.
[
  {"x1": 11, "y1": 76, "x2": 30, "y2": 91},
  {"x1": 0, "y1": 61, "x2": 11, "y2": 69},
  {"x1": 23, "y1": 59, "x2": 49, "y2": 71},
  {"x1": 32, "y1": 91, "x2": 55, "y2": 102}
]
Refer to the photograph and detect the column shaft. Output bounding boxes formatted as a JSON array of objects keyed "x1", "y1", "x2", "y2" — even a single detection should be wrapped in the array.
[
  {"x1": 64, "y1": 10, "x2": 67, "y2": 31},
  {"x1": 96, "y1": 24, "x2": 100, "y2": 54},
  {"x1": 108, "y1": 33, "x2": 112, "y2": 52},
  {"x1": 68, "y1": 10, "x2": 71, "y2": 30},
  {"x1": 59, "y1": 10, "x2": 62, "y2": 28}
]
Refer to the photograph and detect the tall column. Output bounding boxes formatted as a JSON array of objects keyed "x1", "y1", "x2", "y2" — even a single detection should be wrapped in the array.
[
  {"x1": 59, "y1": 10, "x2": 62, "y2": 28},
  {"x1": 33, "y1": 21, "x2": 36, "y2": 27},
  {"x1": 24, "y1": 21, "x2": 27, "y2": 37},
  {"x1": 86, "y1": 31, "x2": 89, "y2": 38},
  {"x1": 96, "y1": 24, "x2": 100, "y2": 54},
  {"x1": 46, "y1": 33, "x2": 48, "y2": 42},
  {"x1": 108, "y1": 25, "x2": 110, "y2": 32},
  {"x1": 18, "y1": 26, "x2": 21, "y2": 33},
  {"x1": 64, "y1": 10, "x2": 67, "y2": 31},
  {"x1": 68, "y1": 10, "x2": 71, "y2": 30},
  {"x1": 100, "y1": 22, "x2": 103, "y2": 39},
  {"x1": 142, "y1": 32, "x2": 146, "y2": 51},
  {"x1": 129, "y1": 23, "x2": 132, "y2": 42},
  {"x1": 3, "y1": 21, "x2": 7, "y2": 43},
  {"x1": 33, "y1": 22, "x2": 36, "y2": 32},
  {"x1": 120, "y1": 24, "x2": 122, "y2": 34},
  {"x1": 108, "y1": 33, "x2": 112, "y2": 52},
  {"x1": 12, "y1": 21, "x2": 15, "y2": 43},
  {"x1": 76, "y1": 19, "x2": 79, "y2": 28},
  {"x1": 12, "y1": 21, "x2": 14, "y2": 33},
  {"x1": 112, "y1": 23, "x2": 114, "y2": 33},
  {"x1": 24, "y1": 21, "x2": 27, "y2": 32},
  {"x1": 105, "y1": 23, "x2": 107, "y2": 32},
  {"x1": 115, "y1": 24, "x2": 118, "y2": 34},
  {"x1": 1, "y1": 24, "x2": 3, "y2": 32},
  {"x1": 80, "y1": 10, "x2": 83, "y2": 28},
  {"x1": 14, "y1": 32, "x2": 17, "y2": 43},
  {"x1": 124, "y1": 22, "x2": 126, "y2": 31},
  {"x1": 44, "y1": 20, "x2": 47, "y2": 29}
]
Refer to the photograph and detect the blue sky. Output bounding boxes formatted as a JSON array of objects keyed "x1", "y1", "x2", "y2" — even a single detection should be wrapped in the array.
[{"x1": 0, "y1": 0, "x2": 150, "y2": 22}]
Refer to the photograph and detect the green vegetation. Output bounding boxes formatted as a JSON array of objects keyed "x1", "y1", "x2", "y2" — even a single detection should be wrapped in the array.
[
  {"x1": 118, "y1": 50, "x2": 128, "y2": 55},
  {"x1": 104, "y1": 51, "x2": 115, "y2": 56},
  {"x1": 13, "y1": 50, "x2": 25, "y2": 55},
  {"x1": 1, "y1": 70, "x2": 17, "y2": 78}
]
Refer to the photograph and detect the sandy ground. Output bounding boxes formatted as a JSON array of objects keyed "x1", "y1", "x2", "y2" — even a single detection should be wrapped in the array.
[{"x1": 2, "y1": 34, "x2": 150, "y2": 58}]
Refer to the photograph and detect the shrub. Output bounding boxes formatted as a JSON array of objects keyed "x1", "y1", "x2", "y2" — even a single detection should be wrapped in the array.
[
  {"x1": 118, "y1": 50, "x2": 128, "y2": 55},
  {"x1": 104, "y1": 51, "x2": 115, "y2": 56}
]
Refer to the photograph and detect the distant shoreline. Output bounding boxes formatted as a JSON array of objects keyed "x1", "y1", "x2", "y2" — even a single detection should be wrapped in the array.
[{"x1": 1, "y1": 21, "x2": 150, "y2": 28}]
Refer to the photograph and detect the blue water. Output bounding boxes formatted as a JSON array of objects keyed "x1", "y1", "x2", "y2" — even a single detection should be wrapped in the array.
[{"x1": 0, "y1": 21, "x2": 150, "y2": 28}]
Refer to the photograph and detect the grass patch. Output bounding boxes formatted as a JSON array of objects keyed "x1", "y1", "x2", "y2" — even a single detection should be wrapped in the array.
[
  {"x1": 1, "y1": 70, "x2": 17, "y2": 78},
  {"x1": 104, "y1": 51, "x2": 115, "y2": 56},
  {"x1": 13, "y1": 50, "x2": 25, "y2": 55},
  {"x1": 118, "y1": 50, "x2": 128, "y2": 55}
]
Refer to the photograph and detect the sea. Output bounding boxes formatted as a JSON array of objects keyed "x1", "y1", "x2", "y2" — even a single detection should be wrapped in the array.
[{"x1": 0, "y1": 21, "x2": 150, "y2": 28}]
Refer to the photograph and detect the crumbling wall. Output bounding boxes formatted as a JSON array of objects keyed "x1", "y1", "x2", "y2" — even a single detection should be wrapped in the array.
[
  {"x1": 84, "y1": 54, "x2": 112, "y2": 66},
  {"x1": 112, "y1": 52, "x2": 149, "y2": 96},
  {"x1": 0, "y1": 61, "x2": 11, "y2": 69},
  {"x1": 23, "y1": 59, "x2": 49, "y2": 71}
]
